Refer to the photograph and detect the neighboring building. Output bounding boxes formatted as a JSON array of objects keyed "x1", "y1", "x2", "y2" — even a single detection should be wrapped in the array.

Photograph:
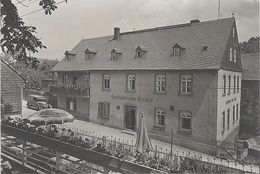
[
  {"x1": 241, "y1": 53, "x2": 259, "y2": 100},
  {"x1": 1, "y1": 60, "x2": 25, "y2": 116},
  {"x1": 42, "y1": 79, "x2": 57, "y2": 94},
  {"x1": 51, "y1": 17, "x2": 242, "y2": 156}
]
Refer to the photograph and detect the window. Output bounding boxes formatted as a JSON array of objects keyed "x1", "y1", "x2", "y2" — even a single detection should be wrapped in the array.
[
  {"x1": 223, "y1": 75, "x2": 226, "y2": 96},
  {"x1": 83, "y1": 75, "x2": 90, "y2": 86},
  {"x1": 230, "y1": 47, "x2": 233, "y2": 61},
  {"x1": 66, "y1": 98, "x2": 77, "y2": 111},
  {"x1": 98, "y1": 102, "x2": 110, "y2": 118},
  {"x1": 173, "y1": 47, "x2": 180, "y2": 57},
  {"x1": 155, "y1": 74, "x2": 166, "y2": 93},
  {"x1": 228, "y1": 75, "x2": 231, "y2": 95},
  {"x1": 236, "y1": 104, "x2": 239, "y2": 121},
  {"x1": 237, "y1": 76, "x2": 239, "y2": 92},
  {"x1": 155, "y1": 108, "x2": 165, "y2": 126},
  {"x1": 227, "y1": 109, "x2": 230, "y2": 127},
  {"x1": 233, "y1": 76, "x2": 236, "y2": 93},
  {"x1": 234, "y1": 49, "x2": 237, "y2": 62},
  {"x1": 233, "y1": 106, "x2": 235, "y2": 123},
  {"x1": 65, "y1": 55, "x2": 68, "y2": 62},
  {"x1": 180, "y1": 111, "x2": 191, "y2": 130},
  {"x1": 62, "y1": 74, "x2": 68, "y2": 84},
  {"x1": 181, "y1": 74, "x2": 192, "y2": 94},
  {"x1": 137, "y1": 51, "x2": 141, "y2": 58},
  {"x1": 102, "y1": 74, "x2": 110, "y2": 90},
  {"x1": 111, "y1": 52, "x2": 117, "y2": 60},
  {"x1": 233, "y1": 27, "x2": 235, "y2": 37},
  {"x1": 222, "y1": 111, "x2": 225, "y2": 130},
  {"x1": 127, "y1": 74, "x2": 135, "y2": 91}
]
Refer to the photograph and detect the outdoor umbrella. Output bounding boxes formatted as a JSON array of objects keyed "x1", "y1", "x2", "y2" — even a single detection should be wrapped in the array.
[
  {"x1": 25, "y1": 108, "x2": 75, "y2": 126},
  {"x1": 135, "y1": 112, "x2": 153, "y2": 152}
]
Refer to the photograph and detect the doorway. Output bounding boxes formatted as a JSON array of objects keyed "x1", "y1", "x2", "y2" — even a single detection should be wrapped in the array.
[{"x1": 125, "y1": 105, "x2": 136, "y2": 131}]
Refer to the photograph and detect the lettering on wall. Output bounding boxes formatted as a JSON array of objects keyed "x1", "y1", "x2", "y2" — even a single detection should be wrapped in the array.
[
  {"x1": 226, "y1": 97, "x2": 237, "y2": 105},
  {"x1": 111, "y1": 94, "x2": 153, "y2": 104}
]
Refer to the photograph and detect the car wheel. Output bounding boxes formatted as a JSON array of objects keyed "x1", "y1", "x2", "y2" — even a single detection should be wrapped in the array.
[
  {"x1": 37, "y1": 104, "x2": 43, "y2": 111},
  {"x1": 27, "y1": 103, "x2": 31, "y2": 108}
]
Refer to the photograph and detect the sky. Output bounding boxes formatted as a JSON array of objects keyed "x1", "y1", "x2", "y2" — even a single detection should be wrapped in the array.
[{"x1": 15, "y1": 0, "x2": 259, "y2": 60}]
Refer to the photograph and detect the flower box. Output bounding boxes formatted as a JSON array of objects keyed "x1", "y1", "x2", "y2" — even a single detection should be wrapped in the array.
[{"x1": 1, "y1": 124, "x2": 154, "y2": 174}]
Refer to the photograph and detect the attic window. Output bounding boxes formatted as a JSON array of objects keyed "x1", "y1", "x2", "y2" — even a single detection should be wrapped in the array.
[
  {"x1": 173, "y1": 47, "x2": 180, "y2": 57},
  {"x1": 202, "y1": 46, "x2": 208, "y2": 51},
  {"x1": 64, "y1": 51, "x2": 77, "y2": 62},
  {"x1": 85, "y1": 49, "x2": 97, "y2": 60},
  {"x1": 137, "y1": 51, "x2": 141, "y2": 58},
  {"x1": 111, "y1": 48, "x2": 122, "y2": 60},
  {"x1": 173, "y1": 44, "x2": 185, "y2": 57},
  {"x1": 135, "y1": 46, "x2": 148, "y2": 59}
]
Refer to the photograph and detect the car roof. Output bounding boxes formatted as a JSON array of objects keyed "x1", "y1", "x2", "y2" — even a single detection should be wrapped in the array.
[{"x1": 29, "y1": 95, "x2": 46, "y2": 99}]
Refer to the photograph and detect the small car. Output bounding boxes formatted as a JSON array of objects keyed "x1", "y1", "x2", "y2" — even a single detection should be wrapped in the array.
[{"x1": 27, "y1": 95, "x2": 51, "y2": 110}]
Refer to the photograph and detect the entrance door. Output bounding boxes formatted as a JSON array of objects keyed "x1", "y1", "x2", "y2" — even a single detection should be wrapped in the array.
[{"x1": 125, "y1": 105, "x2": 136, "y2": 130}]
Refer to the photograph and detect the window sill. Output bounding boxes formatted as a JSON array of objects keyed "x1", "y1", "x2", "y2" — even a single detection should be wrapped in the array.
[
  {"x1": 222, "y1": 93, "x2": 226, "y2": 97},
  {"x1": 102, "y1": 116, "x2": 110, "y2": 120},
  {"x1": 178, "y1": 92, "x2": 193, "y2": 96},
  {"x1": 178, "y1": 129, "x2": 192, "y2": 136},
  {"x1": 153, "y1": 91, "x2": 167, "y2": 95},
  {"x1": 233, "y1": 91, "x2": 236, "y2": 94},
  {"x1": 153, "y1": 125, "x2": 165, "y2": 128},
  {"x1": 102, "y1": 88, "x2": 110, "y2": 91},
  {"x1": 125, "y1": 90, "x2": 136, "y2": 93},
  {"x1": 228, "y1": 92, "x2": 231, "y2": 95},
  {"x1": 227, "y1": 125, "x2": 230, "y2": 129},
  {"x1": 153, "y1": 125, "x2": 165, "y2": 130}
]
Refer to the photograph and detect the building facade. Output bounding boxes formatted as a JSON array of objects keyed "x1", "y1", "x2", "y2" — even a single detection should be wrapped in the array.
[{"x1": 51, "y1": 18, "x2": 242, "y2": 156}]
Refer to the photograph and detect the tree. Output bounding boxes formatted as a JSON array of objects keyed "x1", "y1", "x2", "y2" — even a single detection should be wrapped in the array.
[
  {"x1": 239, "y1": 88, "x2": 260, "y2": 139},
  {"x1": 1, "y1": 0, "x2": 66, "y2": 69},
  {"x1": 240, "y1": 36, "x2": 259, "y2": 54}
]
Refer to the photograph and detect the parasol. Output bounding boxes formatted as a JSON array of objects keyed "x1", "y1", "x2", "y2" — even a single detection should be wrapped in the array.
[
  {"x1": 135, "y1": 112, "x2": 153, "y2": 152},
  {"x1": 24, "y1": 108, "x2": 74, "y2": 126}
]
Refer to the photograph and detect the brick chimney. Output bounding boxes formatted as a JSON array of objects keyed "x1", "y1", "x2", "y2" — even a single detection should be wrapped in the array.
[
  {"x1": 114, "y1": 27, "x2": 120, "y2": 40},
  {"x1": 190, "y1": 19, "x2": 200, "y2": 24}
]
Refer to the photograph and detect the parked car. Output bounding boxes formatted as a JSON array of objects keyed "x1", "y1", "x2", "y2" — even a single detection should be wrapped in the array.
[{"x1": 27, "y1": 95, "x2": 51, "y2": 110}]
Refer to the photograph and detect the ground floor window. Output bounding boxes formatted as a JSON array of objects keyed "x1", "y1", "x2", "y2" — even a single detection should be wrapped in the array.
[
  {"x1": 155, "y1": 108, "x2": 165, "y2": 126},
  {"x1": 66, "y1": 98, "x2": 77, "y2": 111},
  {"x1": 180, "y1": 111, "x2": 191, "y2": 130},
  {"x1": 98, "y1": 102, "x2": 110, "y2": 118}
]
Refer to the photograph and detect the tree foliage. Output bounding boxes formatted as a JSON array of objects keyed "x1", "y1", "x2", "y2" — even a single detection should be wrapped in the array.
[
  {"x1": 239, "y1": 88, "x2": 260, "y2": 139},
  {"x1": 240, "y1": 36, "x2": 259, "y2": 54},
  {"x1": 1, "y1": 0, "x2": 65, "y2": 69}
]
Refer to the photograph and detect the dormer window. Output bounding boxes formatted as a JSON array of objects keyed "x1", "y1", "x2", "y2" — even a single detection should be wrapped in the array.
[
  {"x1": 137, "y1": 51, "x2": 141, "y2": 58},
  {"x1": 174, "y1": 47, "x2": 180, "y2": 57},
  {"x1": 85, "y1": 48, "x2": 97, "y2": 60},
  {"x1": 111, "y1": 48, "x2": 122, "y2": 60},
  {"x1": 135, "y1": 46, "x2": 148, "y2": 59},
  {"x1": 64, "y1": 51, "x2": 77, "y2": 62},
  {"x1": 173, "y1": 43, "x2": 185, "y2": 57}
]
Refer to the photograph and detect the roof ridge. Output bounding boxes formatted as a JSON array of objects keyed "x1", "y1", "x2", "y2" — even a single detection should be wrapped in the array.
[{"x1": 120, "y1": 17, "x2": 234, "y2": 36}]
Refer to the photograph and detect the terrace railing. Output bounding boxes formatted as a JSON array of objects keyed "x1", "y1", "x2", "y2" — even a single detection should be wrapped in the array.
[{"x1": 50, "y1": 83, "x2": 90, "y2": 98}]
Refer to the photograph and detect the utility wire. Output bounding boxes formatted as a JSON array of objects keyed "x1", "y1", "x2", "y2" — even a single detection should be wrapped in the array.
[{"x1": 20, "y1": 0, "x2": 66, "y2": 17}]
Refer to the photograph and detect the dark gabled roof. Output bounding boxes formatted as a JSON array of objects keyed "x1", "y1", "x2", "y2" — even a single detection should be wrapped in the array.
[
  {"x1": 241, "y1": 53, "x2": 260, "y2": 80},
  {"x1": 52, "y1": 18, "x2": 235, "y2": 72},
  {"x1": 1, "y1": 60, "x2": 25, "y2": 81},
  {"x1": 1, "y1": 60, "x2": 25, "y2": 113}
]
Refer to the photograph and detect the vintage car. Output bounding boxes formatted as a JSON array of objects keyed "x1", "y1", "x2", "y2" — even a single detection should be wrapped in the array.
[{"x1": 27, "y1": 95, "x2": 51, "y2": 110}]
